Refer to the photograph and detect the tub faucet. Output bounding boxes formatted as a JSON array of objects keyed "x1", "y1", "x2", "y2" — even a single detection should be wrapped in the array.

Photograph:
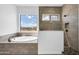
[{"x1": 8, "y1": 36, "x2": 15, "y2": 42}]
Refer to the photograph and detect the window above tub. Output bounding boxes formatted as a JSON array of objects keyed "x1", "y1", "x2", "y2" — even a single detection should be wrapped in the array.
[{"x1": 20, "y1": 15, "x2": 38, "y2": 32}]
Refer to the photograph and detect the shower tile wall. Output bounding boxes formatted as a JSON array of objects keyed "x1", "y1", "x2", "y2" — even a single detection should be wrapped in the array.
[
  {"x1": 62, "y1": 4, "x2": 78, "y2": 51},
  {"x1": 39, "y1": 7, "x2": 62, "y2": 30},
  {"x1": 78, "y1": 5, "x2": 79, "y2": 51}
]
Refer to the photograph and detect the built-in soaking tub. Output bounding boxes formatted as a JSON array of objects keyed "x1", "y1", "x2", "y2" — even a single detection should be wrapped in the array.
[{"x1": 8, "y1": 36, "x2": 37, "y2": 43}]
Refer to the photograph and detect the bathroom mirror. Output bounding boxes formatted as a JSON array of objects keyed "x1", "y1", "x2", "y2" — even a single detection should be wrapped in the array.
[{"x1": 20, "y1": 15, "x2": 37, "y2": 33}]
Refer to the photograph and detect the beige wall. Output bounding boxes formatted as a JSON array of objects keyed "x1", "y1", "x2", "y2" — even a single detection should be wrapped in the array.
[
  {"x1": 39, "y1": 7, "x2": 62, "y2": 30},
  {"x1": 62, "y1": 4, "x2": 78, "y2": 51}
]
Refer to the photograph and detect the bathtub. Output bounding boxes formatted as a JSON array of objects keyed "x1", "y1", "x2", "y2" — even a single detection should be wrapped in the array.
[{"x1": 10, "y1": 36, "x2": 37, "y2": 42}]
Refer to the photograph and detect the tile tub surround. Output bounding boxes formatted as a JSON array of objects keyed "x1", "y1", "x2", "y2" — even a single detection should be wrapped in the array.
[
  {"x1": 0, "y1": 33, "x2": 38, "y2": 55},
  {"x1": 0, "y1": 43, "x2": 38, "y2": 55}
]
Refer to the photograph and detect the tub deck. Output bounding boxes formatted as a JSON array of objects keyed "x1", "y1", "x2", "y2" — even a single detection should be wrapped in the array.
[{"x1": 0, "y1": 43, "x2": 38, "y2": 55}]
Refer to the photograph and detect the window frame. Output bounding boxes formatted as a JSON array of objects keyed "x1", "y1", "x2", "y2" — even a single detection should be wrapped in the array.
[
  {"x1": 20, "y1": 15, "x2": 38, "y2": 32},
  {"x1": 42, "y1": 14, "x2": 60, "y2": 21},
  {"x1": 50, "y1": 14, "x2": 60, "y2": 21},
  {"x1": 42, "y1": 14, "x2": 50, "y2": 21}
]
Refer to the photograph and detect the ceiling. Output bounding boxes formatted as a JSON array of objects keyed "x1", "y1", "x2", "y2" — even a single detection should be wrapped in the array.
[{"x1": 16, "y1": 4, "x2": 63, "y2": 7}]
